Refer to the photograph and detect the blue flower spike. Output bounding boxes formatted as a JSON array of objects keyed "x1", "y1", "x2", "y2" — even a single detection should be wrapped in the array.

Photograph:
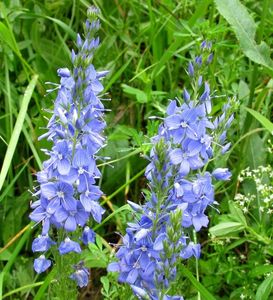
[
  {"x1": 108, "y1": 42, "x2": 233, "y2": 299},
  {"x1": 30, "y1": 6, "x2": 108, "y2": 287}
]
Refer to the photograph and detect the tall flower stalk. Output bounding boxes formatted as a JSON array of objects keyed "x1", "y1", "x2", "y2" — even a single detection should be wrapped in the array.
[
  {"x1": 29, "y1": 7, "x2": 107, "y2": 296},
  {"x1": 108, "y1": 42, "x2": 233, "y2": 299}
]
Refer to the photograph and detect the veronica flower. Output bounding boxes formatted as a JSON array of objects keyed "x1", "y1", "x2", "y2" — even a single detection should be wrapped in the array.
[
  {"x1": 32, "y1": 235, "x2": 56, "y2": 252},
  {"x1": 212, "y1": 168, "x2": 232, "y2": 181},
  {"x1": 30, "y1": 7, "x2": 108, "y2": 286},
  {"x1": 70, "y1": 267, "x2": 90, "y2": 288},
  {"x1": 59, "y1": 237, "x2": 82, "y2": 255},
  {"x1": 34, "y1": 255, "x2": 52, "y2": 274},
  {"x1": 108, "y1": 42, "x2": 233, "y2": 298},
  {"x1": 81, "y1": 226, "x2": 96, "y2": 245}
]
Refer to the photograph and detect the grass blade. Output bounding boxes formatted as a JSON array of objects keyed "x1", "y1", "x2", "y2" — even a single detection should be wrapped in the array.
[
  {"x1": 0, "y1": 224, "x2": 33, "y2": 299},
  {"x1": 0, "y1": 74, "x2": 38, "y2": 192},
  {"x1": 2, "y1": 282, "x2": 44, "y2": 299},
  {"x1": 34, "y1": 268, "x2": 57, "y2": 300},
  {"x1": 0, "y1": 159, "x2": 29, "y2": 203},
  {"x1": 93, "y1": 204, "x2": 131, "y2": 231},
  {"x1": 181, "y1": 265, "x2": 216, "y2": 300},
  {"x1": 245, "y1": 107, "x2": 273, "y2": 133}
]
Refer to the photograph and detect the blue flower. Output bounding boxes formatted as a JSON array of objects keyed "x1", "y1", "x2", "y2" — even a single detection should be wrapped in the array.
[
  {"x1": 109, "y1": 41, "x2": 232, "y2": 298},
  {"x1": 70, "y1": 266, "x2": 90, "y2": 287},
  {"x1": 40, "y1": 182, "x2": 77, "y2": 212},
  {"x1": 34, "y1": 255, "x2": 51, "y2": 274},
  {"x1": 54, "y1": 202, "x2": 89, "y2": 232},
  {"x1": 30, "y1": 7, "x2": 108, "y2": 281},
  {"x1": 59, "y1": 237, "x2": 82, "y2": 255},
  {"x1": 51, "y1": 140, "x2": 71, "y2": 175},
  {"x1": 32, "y1": 235, "x2": 56, "y2": 252},
  {"x1": 29, "y1": 198, "x2": 57, "y2": 235},
  {"x1": 169, "y1": 145, "x2": 203, "y2": 176},
  {"x1": 81, "y1": 226, "x2": 96, "y2": 245},
  {"x1": 212, "y1": 168, "x2": 232, "y2": 181}
]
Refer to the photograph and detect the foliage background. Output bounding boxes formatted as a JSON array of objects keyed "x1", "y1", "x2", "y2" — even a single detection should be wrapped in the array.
[{"x1": 0, "y1": 0, "x2": 273, "y2": 299}]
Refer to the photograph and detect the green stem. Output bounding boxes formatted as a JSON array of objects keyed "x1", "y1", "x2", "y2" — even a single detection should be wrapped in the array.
[
  {"x1": 101, "y1": 168, "x2": 145, "y2": 204},
  {"x1": 97, "y1": 148, "x2": 142, "y2": 167},
  {"x1": 193, "y1": 231, "x2": 201, "y2": 300},
  {"x1": 2, "y1": 282, "x2": 44, "y2": 299}
]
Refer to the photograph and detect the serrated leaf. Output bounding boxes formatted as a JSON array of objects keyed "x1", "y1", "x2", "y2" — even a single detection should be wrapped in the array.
[
  {"x1": 215, "y1": 0, "x2": 273, "y2": 72},
  {"x1": 256, "y1": 273, "x2": 273, "y2": 300},
  {"x1": 88, "y1": 243, "x2": 98, "y2": 251},
  {"x1": 245, "y1": 107, "x2": 273, "y2": 134},
  {"x1": 101, "y1": 276, "x2": 110, "y2": 293},
  {"x1": 209, "y1": 221, "x2": 245, "y2": 236},
  {"x1": 96, "y1": 235, "x2": 103, "y2": 251}
]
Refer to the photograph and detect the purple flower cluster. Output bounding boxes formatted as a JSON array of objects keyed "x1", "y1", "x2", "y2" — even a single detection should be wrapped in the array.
[
  {"x1": 108, "y1": 41, "x2": 232, "y2": 299},
  {"x1": 30, "y1": 7, "x2": 107, "y2": 286}
]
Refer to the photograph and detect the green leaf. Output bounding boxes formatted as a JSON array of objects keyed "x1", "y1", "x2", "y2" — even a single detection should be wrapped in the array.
[
  {"x1": 85, "y1": 244, "x2": 108, "y2": 268},
  {"x1": 0, "y1": 249, "x2": 11, "y2": 261},
  {"x1": 0, "y1": 223, "x2": 33, "y2": 299},
  {"x1": 121, "y1": 84, "x2": 148, "y2": 103},
  {"x1": 105, "y1": 58, "x2": 133, "y2": 92},
  {"x1": 246, "y1": 132, "x2": 266, "y2": 169},
  {"x1": 245, "y1": 107, "x2": 273, "y2": 134},
  {"x1": 209, "y1": 221, "x2": 245, "y2": 236},
  {"x1": 0, "y1": 161, "x2": 28, "y2": 203},
  {"x1": 96, "y1": 235, "x2": 103, "y2": 251},
  {"x1": 256, "y1": 273, "x2": 273, "y2": 300},
  {"x1": 180, "y1": 265, "x2": 217, "y2": 300},
  {"x1": 250, "y1": 265, "x2": 273, "y2": 278},
  {"x1": 214, "y1": 0, "x2": 273, "y2": 72},
  {"x1": 45, "y1": 16, "x2": 76, "y2": 39},
  {"x1": 2, "y1": 282, "x2": 44, "y2": 299},
  {"x1": 0, "y1": 74, "x2": 38, "y2": 192},
  {"x1": 101, "y1": 276, "x2": 110, "y2": 294},
  {"x1": 93, "y1": 204, "x2": 131, "y2": 231},
  {"x1": 225, "y1": 238, "x2": 248, "y2": 252},
  {"x1": 0, "y1": 22, "x2": 18, "y2": 53},
  {"x1": 34, "y1": 269, "x2": 56, "y2": 300},
  {"x1": 228, "y1": 201, "x2": 247, "y2": 226}
]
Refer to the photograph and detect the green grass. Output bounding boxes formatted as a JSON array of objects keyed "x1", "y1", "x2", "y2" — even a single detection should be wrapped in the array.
[{"x1": 0, "y1": 0, "x2": 273, "y2": 299}]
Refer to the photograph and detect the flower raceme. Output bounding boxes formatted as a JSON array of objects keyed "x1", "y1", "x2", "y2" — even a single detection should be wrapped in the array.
[
  {"x1": 108, "y1": 41, "x2": 233, "y2": 299},
  {"x1": 29, "y1": 7, "x2": 107, "y2": 286}
]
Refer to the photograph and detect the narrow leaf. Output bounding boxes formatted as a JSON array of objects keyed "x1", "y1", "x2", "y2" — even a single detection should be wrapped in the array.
[
  {"x1": 121, "y1": 84, "x2": 148, "y2": 103},
  {"x1": 34, "y1": 268, "x2": 57, "y2": 300},
  {"x1": 181, "y1": 265, "x2": 216, "y2": 300},
  {"x1": 245, "y1": 107, "x2": 273, "y2": 134},
  {"x1": 256, "y1": 273, "x2": 273, "y2": 300},
  {"x1": 93, "y1": 204, "x2": 131, "y2": 231},
  {"x1": 250, "y1": 265, "x2": 273, "y2": 278},
  {"x1": 0, "y1": 22, "x2": 18, "y2": 53},
  {"x1": 0, "y1": 75, "x2": 38, "y2": 192}
]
